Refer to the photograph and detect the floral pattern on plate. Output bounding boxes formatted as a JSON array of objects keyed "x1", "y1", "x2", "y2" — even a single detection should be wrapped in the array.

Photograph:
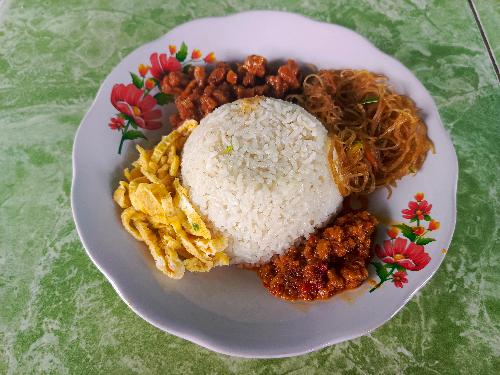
[
  {"x1": 370, "y1": 192, "x2": 440, "y2": 292},
  {"x1": 107, "y1": 42, "x2": 215, "y2": 153}
]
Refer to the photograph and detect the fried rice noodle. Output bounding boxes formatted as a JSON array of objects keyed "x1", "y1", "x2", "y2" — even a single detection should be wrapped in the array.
[{"x1": 288, "y1": 69, "x2": 433, "y2": 196}]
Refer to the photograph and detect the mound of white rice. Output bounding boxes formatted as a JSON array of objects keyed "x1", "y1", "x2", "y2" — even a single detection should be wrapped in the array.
[{"x1": 181, "y1": 97, "x2": 343, "y2": 264}]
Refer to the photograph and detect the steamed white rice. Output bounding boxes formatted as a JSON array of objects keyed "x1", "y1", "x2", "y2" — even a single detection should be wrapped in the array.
[{"x1": 181, "y1": 97, "x2": 343, "y2": 264}]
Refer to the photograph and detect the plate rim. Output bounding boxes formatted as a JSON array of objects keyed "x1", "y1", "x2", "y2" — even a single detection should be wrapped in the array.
[{"x1": 71, "y1": 10, "x2": 458, "y2": 358}]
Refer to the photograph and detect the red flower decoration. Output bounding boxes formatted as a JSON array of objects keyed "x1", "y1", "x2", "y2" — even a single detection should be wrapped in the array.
[
  {"x1": 428, "y1": 220, "x2": 440, "y2": 231},
  {"x1": 376, "y1": 238, "x2": 431, "y2": 271},
  {"x1": 145, "y1": 78, "x2": 156, "y2": 90},
  {"x1": 204, "y1": 52, "x2": 216, "y2": 64},
  {"x1": 402, "y1": 199, "x2": 432, "y2": 220},
  {"x1": 387, "y1": 227, "x2": 399, "y2": 239},
  {"x1": 138, "y1": 63, "x2": 149, "y2": 77},
  {"x1": 392, "y1": 271, "x2": 408, "y2": 288},
  {"x1": 169, "y1": 45, "x2": 177, "y2": 55},
  {"x1": 108, "y1": 116, "x2": 125, "y2": 130},
  {"x1": 412, "y1": 226, "x2": 425, "y2": 236},
  {"x1": 111, "y1": 84, "x2": 162, "y2": 130},
  {"x1": 371, "y1": 192, "x2": 439, "y2": 293},
  {"x1": 191, "y1": 49, "x2": 202, "y2": 59},
  {"x1": 149, "y1": 52, "x2": 182, "y2": 81}
]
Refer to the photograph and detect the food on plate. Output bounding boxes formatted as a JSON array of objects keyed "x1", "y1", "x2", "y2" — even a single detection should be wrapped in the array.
[
  {"x1": 162, "y1": 55, "x2": 301, "y2": 127},
  {"x1": 288, "y1": 70, "x2": 432, "y2": 196},
  {"x1": 258, "y1": 211, "x2": 377, "y2": 301},
  {"x1": 181, "y1": 97, "x2": 343, "y2": 264},
  {"x1": 113, "y1": 120, "x2": 229, "y2": 279},
  {"x1": 112, "y1": 53, "x2": 432, "y2": 300},
  {"x1": 164, "y1": 57, "x2": 431, "y2": 197}
]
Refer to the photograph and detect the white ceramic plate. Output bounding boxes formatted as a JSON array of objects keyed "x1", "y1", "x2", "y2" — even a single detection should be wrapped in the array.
[{"x1": 71, "y1": 11, "x2": 457, "y2": 358}]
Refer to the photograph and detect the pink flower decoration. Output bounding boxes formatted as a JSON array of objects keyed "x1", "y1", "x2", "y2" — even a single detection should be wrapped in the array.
[
  {"x1": 376, "y1": 238, "x2": 431, "y2": 271},
  {"x1": 149, "y1": 52, "x2": 182, "y2": 81},
  {"x1": 402, "y1": 199, "x2": 432, "y2": 220},
  {"x1": 392, "y1": 271, "x2": 408, "y2": 288},
  {"x1": 108, "y1": 116, "x2": 125, "y2": 130},
  {"x1": 110, "y1": 84, "x2": 162, "y2": 130}
]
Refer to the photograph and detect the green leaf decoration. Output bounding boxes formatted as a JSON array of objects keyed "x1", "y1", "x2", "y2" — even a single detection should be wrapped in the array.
[
  {"x1": 119, "y1": 113, "x2": 136, "y2": 127},
  {"x1": 130, "y1": 72, "x2": 143, "y2": 89},
  {"x1": 384, "y1": 263, "x2": 406, "y2": 272},
  {"x1": 415, "y1": 237, "x2": 436, "y2": 245},
  {"x1": 395, "y1": 224, "x2": 417, "y2": 242},
  {"x1": 394, "y1": 264, "x2": 407, "y2": 272},
  {"x1": 410, "y1": 217, "x2": 417, "y2": 223},
  {"x1": 395, "y1": 223, "x2": 412, "y2": 231},
  {"x1": 154, "y1": 92, "x2": 174, "y2": 105},
  {"x1": 405, "y1": 232, "x2": 417, "y2": 242},
  {"x1": 123, "y1": 130, "x2": 147, "y2": 141},
  {"x1": 183, "y1": 64, "x2": 192, "y2": 74},
  {"x1": 424, "y1": 214, "x2": 432, "y2": 221},
  {"x1": 176, "y1": 42, "x2": 188, "y2": 62},
  {"x1": 372, "y1": 262, "x2": 388, "y2": 280}
]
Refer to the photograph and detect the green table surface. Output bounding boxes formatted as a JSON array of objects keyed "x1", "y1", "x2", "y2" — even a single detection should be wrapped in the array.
[{"x1": 1, "y1": 0, "x2": 499, "y2": 374}]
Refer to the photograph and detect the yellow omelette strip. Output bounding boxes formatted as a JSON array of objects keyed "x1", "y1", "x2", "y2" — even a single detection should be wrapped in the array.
[
  {"x1": 151, "y1": 119, "x2": 198, "y2": 164},
  {"x1": 112, "y1": 119, "x2": 230, "y2": 280},
  {"x1": 135, "y1": 221, "x2": 185, "y2": 279}
]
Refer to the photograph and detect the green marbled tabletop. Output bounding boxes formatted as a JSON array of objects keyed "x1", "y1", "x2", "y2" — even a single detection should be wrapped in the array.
[{"x1": 0, "y1": 0, "x2": 499, "y2": 374}]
